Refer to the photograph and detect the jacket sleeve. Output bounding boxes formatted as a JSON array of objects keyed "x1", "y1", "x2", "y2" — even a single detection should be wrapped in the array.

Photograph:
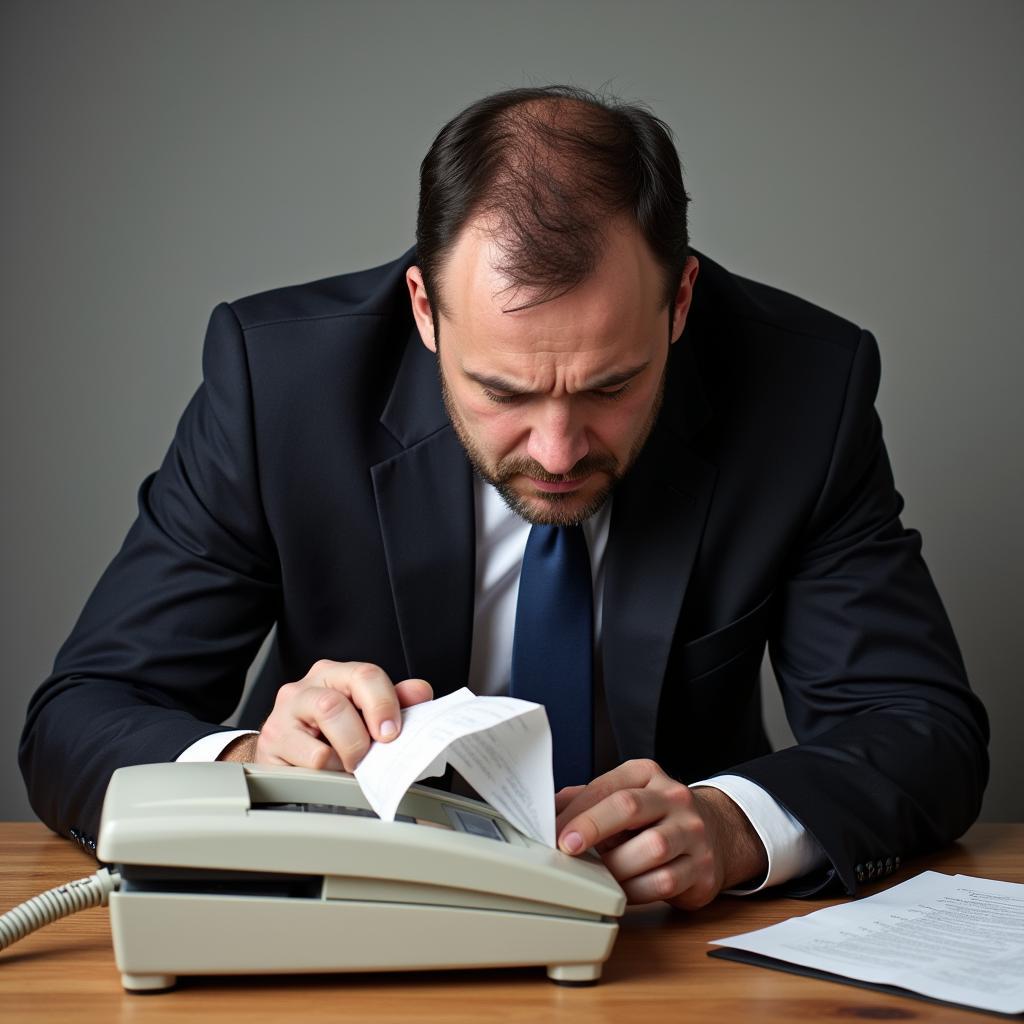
[
  {"x1": 726, "y1": 329, "x2": 989, "y2": 896},
  {"x1": 19, "y1": 302, "x2": 281, "y2": 847}
]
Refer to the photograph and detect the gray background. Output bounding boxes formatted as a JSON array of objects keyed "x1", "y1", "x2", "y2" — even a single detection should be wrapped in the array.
[{"x1": 2, "y1": 1, "x2": 1021, "y2": 824}]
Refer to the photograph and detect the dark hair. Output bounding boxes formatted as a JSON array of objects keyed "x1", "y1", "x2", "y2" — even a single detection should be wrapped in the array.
[{"x1": 416, "y1": 85, "x2": 691, "y2": 317}]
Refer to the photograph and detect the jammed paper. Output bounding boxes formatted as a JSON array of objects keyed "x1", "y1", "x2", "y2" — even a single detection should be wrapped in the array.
[{"x1": 354, "y1": 688, "x2": 555, "y2": 847}]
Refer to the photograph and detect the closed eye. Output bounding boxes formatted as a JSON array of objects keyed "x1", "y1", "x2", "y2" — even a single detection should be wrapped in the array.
[
  {"x1": 483, "y1": 383, "x2": 632, "y2": 403},
  {"x1": 592, "y1": 383, "x2": 631, "y2": 400},
  {"x1": 482, "y1": 388, "x2": 523, "y2": 405}
]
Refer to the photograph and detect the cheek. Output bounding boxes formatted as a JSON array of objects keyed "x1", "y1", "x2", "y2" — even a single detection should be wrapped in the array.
[
  {"x1": 587, "y1": 397, "x2": 653, "y2": 452},
  {"x1": 461, "y1": 398, "x2": 527, "y2": 454}
]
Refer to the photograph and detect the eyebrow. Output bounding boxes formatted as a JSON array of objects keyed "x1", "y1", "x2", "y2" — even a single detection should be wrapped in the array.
[{"x1": 462, "y1": 361, "x2": 651, "y2": 395}]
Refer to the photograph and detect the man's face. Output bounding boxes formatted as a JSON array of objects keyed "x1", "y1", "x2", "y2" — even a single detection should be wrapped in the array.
[{"x1": 407, "y1": 219, "x2": 698, "y2": 526}]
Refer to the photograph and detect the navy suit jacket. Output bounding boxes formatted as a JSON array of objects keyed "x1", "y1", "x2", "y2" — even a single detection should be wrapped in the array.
[{"x1": 20, "y1": 249, "x2": 989, "y2": 894}]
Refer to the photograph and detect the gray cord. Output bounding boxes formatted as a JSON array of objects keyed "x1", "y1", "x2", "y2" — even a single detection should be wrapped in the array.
[{"x1": 0, "y1": 867, "x2": 121, "y2": 952}]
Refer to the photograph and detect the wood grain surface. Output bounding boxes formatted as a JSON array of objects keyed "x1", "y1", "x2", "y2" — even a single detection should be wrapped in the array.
[{"x1": 1, "y1": 822, "x2": 1020, "y2": 1022}]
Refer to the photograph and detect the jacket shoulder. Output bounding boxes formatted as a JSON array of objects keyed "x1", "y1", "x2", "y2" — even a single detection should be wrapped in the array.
[
  {"x1": 228, "y1": 247, "x2": 417, "y2": 330},
  {"x1": 692, "y1": 252, "x2": 864, "y2": 353}
]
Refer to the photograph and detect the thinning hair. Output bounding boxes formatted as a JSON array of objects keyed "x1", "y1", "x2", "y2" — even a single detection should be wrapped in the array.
[{"x1": 416, "y1": 85, "x2": 691, "y2": 317}]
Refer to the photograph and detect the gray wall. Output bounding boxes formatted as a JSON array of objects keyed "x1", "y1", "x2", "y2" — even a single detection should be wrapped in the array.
[{"x1": 2, "y1": 1, "x2": 1021, "y2": 823}]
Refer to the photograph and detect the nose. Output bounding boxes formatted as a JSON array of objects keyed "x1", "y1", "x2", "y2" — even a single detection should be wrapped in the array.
[{"x1": 525, "y1": 402, "x2": 590, "y2": 476}]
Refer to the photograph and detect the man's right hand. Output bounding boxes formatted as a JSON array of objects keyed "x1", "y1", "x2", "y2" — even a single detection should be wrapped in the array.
[{"x1": 218, "y1": 660, "x2": 432, "y2": 771}]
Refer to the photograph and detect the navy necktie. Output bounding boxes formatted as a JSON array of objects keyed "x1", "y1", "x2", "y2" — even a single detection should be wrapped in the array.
[{"x1": 510, "y1": 524, "x2": 594, "y2": 790}]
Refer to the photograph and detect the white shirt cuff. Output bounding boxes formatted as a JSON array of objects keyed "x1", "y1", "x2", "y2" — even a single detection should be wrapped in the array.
[
  {"x1": 690, "y1": 774, "x2": 826, "y2": 894},
  {"x1": 176, "y1": 730, "x2": 258, "y2": 762}
]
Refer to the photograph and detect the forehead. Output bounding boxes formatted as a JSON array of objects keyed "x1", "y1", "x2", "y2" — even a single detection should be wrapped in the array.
[{"x1": 439, "y1": 218, "x2": 666, "y2": 371}]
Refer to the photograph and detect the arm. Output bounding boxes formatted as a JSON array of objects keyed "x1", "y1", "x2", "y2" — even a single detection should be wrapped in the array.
[
  {"x1": 557, "y1": 330, "x2": 988, "y2": 904},
  {"x1": 726, "y1": 329, "x2": 989, "y2": 894},
  {"x1": 20, "y1": 301, "x2": 431, "y2": 844},
  {"x1": 19, "y1": 302, "x2": 281, "y2": 841}
]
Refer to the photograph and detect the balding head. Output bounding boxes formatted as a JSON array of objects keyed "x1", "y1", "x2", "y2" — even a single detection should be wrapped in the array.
[{"x1": 415, "y1": 85, "x2": 691, "y2": 321}]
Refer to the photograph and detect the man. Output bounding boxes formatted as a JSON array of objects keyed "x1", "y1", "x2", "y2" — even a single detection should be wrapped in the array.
[{"x1": 20, "y1": 86, "x2": 988, "y2": 908}]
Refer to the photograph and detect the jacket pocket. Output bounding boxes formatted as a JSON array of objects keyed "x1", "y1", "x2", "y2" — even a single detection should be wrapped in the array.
[{"x1": 678, "y1": 590, "x2": 775, "y2": 682}]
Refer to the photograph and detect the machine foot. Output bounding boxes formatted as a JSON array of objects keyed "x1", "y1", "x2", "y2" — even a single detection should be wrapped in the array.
[
  {"x1": 547, "y1": 963, "x2": 602, "y2": 985},
  {"x1": 122, "y1": 972, "x2": 177, "y2": 992}
]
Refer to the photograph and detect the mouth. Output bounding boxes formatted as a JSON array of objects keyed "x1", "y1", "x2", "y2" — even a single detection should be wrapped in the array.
[{"x1": 525, "y1": 473, "x2": 592, "y2": 495}]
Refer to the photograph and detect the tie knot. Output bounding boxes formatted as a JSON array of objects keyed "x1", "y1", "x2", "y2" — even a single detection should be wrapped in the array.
[{"x1": 525, "y1": 523, "x2": 590, "y2": 571}]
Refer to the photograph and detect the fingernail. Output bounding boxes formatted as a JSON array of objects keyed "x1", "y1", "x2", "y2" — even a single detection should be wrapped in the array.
[
  {"x1": 380, "y1": 720, "x2": 397, "y2": 739},
  {"x1": 561, "y1": 832, "x2": 583, "y2": 854}
]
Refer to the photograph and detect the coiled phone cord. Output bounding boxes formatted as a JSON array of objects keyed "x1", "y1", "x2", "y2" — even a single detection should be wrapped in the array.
[{"x1": 0, "y1": 867, "x2": 121, "y2": 952}]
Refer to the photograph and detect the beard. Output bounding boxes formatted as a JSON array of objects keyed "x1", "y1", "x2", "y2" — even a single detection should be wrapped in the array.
[{"x1": 438, "y1": 364, "x2": 665, "y2": 527}]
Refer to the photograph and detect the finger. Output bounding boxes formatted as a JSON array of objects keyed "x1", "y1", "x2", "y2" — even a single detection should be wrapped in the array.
[
  {"x1": 256, "y1": 725, "x2": 343, "y2": 772},
  {"x1": 619, "y1": 854, "x2": 718, "y2": 909},
  {"x1": 556, "y1": 781, "x2": 609, "y2": 834},
  {"x1": 598, "y1": 821, "x2": 693, "y2": 883},
  {"x1": 293, "y1": 685, "x2": 374, "y2": 771},
  {"x1": 304, "y1": 660, "x2": 403, "y2": 742},
  {"x1": 594, "y1": 832, "x2": 633, "y2": 856},
  {"x1": 394, "y1": 678, "x2": 433, "y2": 708},
  {"x1": 558, "y1": 786, "x2": 669, "y2": 856},
  {"x1": 555, "y1": 785, "x2": 586, "y2": 815},
  {"x1": 555, "y1": 759, "x2": 665, "y2": 832},
  {"x1": 618, "y1": 858, "x2": 692, "y2": 906}
]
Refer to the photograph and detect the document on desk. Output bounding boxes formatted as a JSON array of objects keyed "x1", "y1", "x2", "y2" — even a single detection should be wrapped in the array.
[
  {"x1": 354, "y1": 688, "x2": 556, "y2": 847},
  {"x1": 710, "y1": 871, "x2": 1024, "y2": 1015}
]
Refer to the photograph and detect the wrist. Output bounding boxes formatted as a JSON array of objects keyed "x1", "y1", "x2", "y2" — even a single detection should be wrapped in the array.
[
  {"x1": 692, "y1": 786, "x2": 768, "y2": 891},
  {"x1": 217, "y1": 733, "x2": 259, "y2": 763}
]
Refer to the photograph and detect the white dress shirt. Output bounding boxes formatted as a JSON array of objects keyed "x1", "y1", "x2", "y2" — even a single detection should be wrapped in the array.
[{"x1": 179, "y1": 477, "x2": 824, "y2": 892}]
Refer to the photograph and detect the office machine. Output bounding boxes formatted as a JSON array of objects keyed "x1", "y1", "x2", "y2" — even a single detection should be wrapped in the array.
[{"x1": 95, "y1": 761, "x2": 625, "y2": 990}]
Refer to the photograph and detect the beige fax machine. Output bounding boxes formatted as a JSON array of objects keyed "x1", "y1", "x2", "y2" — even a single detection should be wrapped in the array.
[{"x1": 97, "y1": 762, "x2": 626, "y2": 990}]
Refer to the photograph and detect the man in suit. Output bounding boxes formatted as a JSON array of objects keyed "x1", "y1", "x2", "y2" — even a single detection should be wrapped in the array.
[{"x1": 20, "y1": 87, "x2": 988, "y2": 907}]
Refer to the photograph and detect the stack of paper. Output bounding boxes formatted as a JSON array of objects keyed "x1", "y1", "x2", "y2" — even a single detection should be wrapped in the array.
[{"x1": 711, "y1": 871, "x2": 1024, "y2": 1015}]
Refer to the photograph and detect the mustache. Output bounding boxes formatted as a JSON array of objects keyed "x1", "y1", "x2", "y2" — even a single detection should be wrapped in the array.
[{"x1": 494, "y1": 452, "x2": 619, "y2": 484}]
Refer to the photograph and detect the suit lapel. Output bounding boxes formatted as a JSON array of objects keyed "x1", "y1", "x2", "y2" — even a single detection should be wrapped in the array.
[
  {"x1": 369, "y1": 321, "x2": 718, "y2": 748},
  {"x1": 602, "y1": 339, "x2": 717, "y2": 762},
  {"x1": 372, "y1": 330, "x2": 475, "y2": 698}
]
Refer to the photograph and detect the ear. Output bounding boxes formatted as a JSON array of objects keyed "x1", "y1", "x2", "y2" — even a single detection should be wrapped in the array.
[
  {"x1": 406, "y1": 266, "x2": 437, "y2": 354},
  {"x1": 669, "y1": 256, "x2": 700, "y2": 344}
]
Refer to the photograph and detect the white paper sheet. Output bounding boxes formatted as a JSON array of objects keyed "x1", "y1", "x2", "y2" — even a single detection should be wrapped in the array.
[
  {"x1": 353, "y1": 688, "x2": 555, "y2": 847},
  {"x1": 711, "y1": 870, "x2": 1024, "y2": 1014}
]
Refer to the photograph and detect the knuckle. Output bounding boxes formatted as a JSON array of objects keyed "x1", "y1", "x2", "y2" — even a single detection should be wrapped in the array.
[
  {"x1": 651, "y1": 867, "x2": 679, "y2": 901},
  {"x1": 664, "y1": 781, "x2": 692, "y2": 806},
  {"x1": 685, "y1": 815, "x2": 708, "y2": 848},
  {"x1": 690, "y1": 875, "x2": 717, "y2": 908},
  {"x1": 313, "y1": 689, "x2": 346, "y2": 717},
  {"x1": 350, "y1": 662, "x2": 383, "y2": 687},
  {"x1": 365, "y1": 696, "x2": 398, "y2": 717},
  {"x1": 307, "y1": 746, "x2": 334, "y2": 771},
  {"x1": 307, "y1": 659, "x2": 334, "y2": 679},
  {"x1": 259, "y1": 717, "x2": 282, "y2": 744},
  {"x1": 339, "y1": 736, "x2": 370, "y2": 770},
  {"x1": 633, "y1": 757, "x2": 665, "y2": 782},
  {"x1": 697, "y1": 848, "x2": 715, "y2": 876},
  {"x1": 645, "y1": 828, "x2": 671, "y2": 863},
  {"x1": 612, "y1": 789, "x2": 642, "y2": 820},
  {"x1": 274, "y1": 681, "x2": 299, "y2": 706}
]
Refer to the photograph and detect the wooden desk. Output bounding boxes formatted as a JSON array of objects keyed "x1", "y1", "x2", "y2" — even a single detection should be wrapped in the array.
[{"x1": 1, "y1": 822, "x2": 1020, "y2": 1021}]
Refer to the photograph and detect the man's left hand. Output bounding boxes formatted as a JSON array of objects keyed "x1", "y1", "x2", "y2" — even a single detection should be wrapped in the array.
[{"x1": 555, "y1": 759, "x2": 769, "y2": 909}]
